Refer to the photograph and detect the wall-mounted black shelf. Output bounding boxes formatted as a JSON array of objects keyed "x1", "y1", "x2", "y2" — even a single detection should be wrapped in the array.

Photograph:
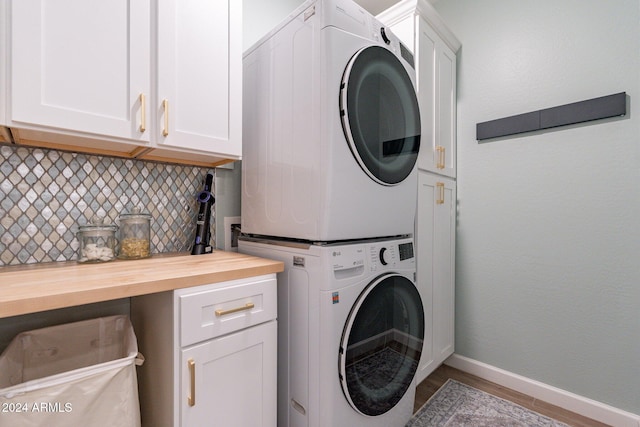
[{"x1": 476, "y1": 92, "x2": 627, "y2": 142}]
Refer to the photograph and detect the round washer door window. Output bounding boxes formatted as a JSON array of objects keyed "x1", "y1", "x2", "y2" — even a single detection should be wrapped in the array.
[
  {"x1": 340, "y1": 46, "x2": 421, "y2": 186},
  {"x1": 339, "y1": 273, "x2": 424, "y2": 416}
]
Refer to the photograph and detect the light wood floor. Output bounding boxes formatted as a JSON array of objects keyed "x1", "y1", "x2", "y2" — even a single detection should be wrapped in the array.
[{"x1": 415, "y1": 364, "x2": 610, "y2": 427}]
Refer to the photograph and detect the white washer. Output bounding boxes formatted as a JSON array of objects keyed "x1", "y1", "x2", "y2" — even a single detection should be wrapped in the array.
[
  {"x1": 242, "y1": 0, "x2": 421, "y2": 242},
  {"x1": 239, "y1": 236, "x2": 424, "y2": 427}
]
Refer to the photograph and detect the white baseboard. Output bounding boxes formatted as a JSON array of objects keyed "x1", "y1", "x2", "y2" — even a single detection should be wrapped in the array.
[{"x1": 445, "y1": 354, "x2": 640, "y2": 427}]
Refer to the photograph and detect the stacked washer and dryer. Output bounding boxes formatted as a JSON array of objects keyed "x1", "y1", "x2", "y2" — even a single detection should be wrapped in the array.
[{"x1": 240, "y1": 1, "x2": 424, "y2": 426}]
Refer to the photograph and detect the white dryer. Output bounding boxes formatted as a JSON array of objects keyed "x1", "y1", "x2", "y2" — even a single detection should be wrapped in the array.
[
  {"x1": 239, "y1": 236, "x2": 424, "y2": 427},
  {"x1": 242, "y1": 0, "x2": 421, "y2": 242}
]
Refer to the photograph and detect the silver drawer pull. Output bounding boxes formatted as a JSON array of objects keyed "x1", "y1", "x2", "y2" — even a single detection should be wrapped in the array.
[{"x1": 215, "y1": 302, "x2": 255, "y2": 317}]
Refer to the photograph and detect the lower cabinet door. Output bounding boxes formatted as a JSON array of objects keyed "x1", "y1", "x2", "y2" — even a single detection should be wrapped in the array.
[
  {"x1": 415, "y1": 171, "x2": 456, "y2": 384},
  {"x1": 180, "y1": 321, "x2": 277, "y2": 427}
]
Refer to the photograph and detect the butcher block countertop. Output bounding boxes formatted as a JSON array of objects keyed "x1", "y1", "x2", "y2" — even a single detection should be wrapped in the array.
[{"x1": 0, "y1": 251, "x2": 284, "y2": 319}]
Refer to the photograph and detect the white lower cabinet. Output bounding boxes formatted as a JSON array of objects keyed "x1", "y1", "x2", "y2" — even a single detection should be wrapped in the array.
[
  {"x1": 132, "y1": 274, "x2": 277, "y2": 427},
  {"x1": 415, "y1": 171, "x2": 456, "y2": 384},
  {"x1": 181, "y1": 322, "x2": 276, "y2": 427}
]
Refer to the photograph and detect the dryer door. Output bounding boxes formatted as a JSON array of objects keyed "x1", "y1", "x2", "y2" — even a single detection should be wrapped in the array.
[
  {"x1": 340, "y1": 46, "x2": 421, "y2": 186},
  {"x1": 339, "y1": 273, "x2": 424, "y2": 416}
]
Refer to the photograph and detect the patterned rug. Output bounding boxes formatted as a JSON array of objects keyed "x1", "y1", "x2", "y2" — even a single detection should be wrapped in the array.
[{"x1": 407, "y1": 379, "x2": 570, "y2": 427}]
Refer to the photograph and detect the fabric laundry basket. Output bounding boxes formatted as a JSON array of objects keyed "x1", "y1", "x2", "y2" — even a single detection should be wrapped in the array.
[{"x1": 0, "y1": 315, "x2": 144, "y2": 427}]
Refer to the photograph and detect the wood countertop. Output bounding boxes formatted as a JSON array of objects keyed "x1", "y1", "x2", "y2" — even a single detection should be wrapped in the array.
[{"x1": 0, "y1": 251, "x2": 284, "y2": 319}]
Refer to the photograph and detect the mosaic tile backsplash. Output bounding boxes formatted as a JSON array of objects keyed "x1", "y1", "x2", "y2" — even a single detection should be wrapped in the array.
[{"x1": 0, "y1": 144, "x2": 214, "y2": 266}]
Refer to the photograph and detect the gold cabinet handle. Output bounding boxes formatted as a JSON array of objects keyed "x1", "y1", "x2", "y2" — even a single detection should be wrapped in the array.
[
  {"x1": 188, "y1": 359, "x2": 196, "y2": 407},
  {"x1": 215, "y1": 302, "x2": 255, "y2": 317},
  {"x1": 436, "y1": 182, "x2": 445, "y2": 204},
  {"x1": 139, "y1": 93, "x2": 146, "y2": 133},
  {"x1": 436, "y1": 146, "x2": 445, "y2": 169},
  {"x1": 162, "y1": 99, "x2": 169, "y2": 137}
]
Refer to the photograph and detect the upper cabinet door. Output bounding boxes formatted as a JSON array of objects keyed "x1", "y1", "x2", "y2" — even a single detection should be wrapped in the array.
[
  {"x1": 416, "y1": 17, "x2": 456, "y2": 178},
  {"x1": 0, "y1": 1, "x2": 6, "y2": 128},
  {"x1": 156, "y1": 0, "x2": 242, "y2": 158},
  {"x1": 435, "y1": 38, "x2": 456, "y2": 177},
  {"x1": 416, "y1": 19, "x2": 436, "y2": 173},
  {"x1": 10, "y1": 0, "x2": 151, "y2": 142}
]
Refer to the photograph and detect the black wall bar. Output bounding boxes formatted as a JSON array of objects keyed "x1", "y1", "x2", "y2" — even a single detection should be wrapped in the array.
[{"x1": 476, "y1": 92, "x2": 627, "y2": 141}]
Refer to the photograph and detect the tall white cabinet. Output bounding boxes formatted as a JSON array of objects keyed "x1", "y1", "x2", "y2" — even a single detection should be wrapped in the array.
[
  {"x1": 131, "y1": 275, "x2": 277, "y2": 427},
  {"x1": 2, "y1": 0, "x2": 241, "y2": 166},
  {"x1": 379, "y1": 0, "x2": 460, "y2": 384}
]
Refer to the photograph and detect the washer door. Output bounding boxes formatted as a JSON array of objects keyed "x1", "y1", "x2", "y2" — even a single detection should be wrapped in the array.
[
  {"x1": 339, "y1": 273, "x2": 424, "y2": 416},
  {"x1": 340, "y1": 46, "x2": 421, "y2": 186}
]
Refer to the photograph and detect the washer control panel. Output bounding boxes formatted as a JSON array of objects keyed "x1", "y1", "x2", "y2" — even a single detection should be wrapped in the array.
[
  {"x1": 327, "y1": 238, "x2": 415, "y2": 284},
  {"x1": 369, "y1": 239, "x2": 414, "y2": 272},
  {"x1": 330, "y1": 238, "x2": 415, "y2": 273}
]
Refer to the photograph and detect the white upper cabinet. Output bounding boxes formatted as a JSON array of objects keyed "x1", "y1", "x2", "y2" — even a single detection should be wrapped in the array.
[
  {"x1": 378, "y1": 0, "x2": 460, "y2": 178},
  {"x1": 0, "y1": 1, "x2": 6, "y2": 135},
  {"x1": 3, "y1": 0, "x2": 241, "y2": 165},
  {"x1": 9, "y1": 0, "x2": 151, "y2": 145},
  {"x1": 153, "y1": 0, "x2": 242, "y2": 159},
  {"x1": 417, "y1": 19, "x2": 457, "y2": 177}
]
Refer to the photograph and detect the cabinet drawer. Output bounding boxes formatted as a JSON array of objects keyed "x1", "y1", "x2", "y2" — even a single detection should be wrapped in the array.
[{"x1": 179, "y1": 275, "x2": 277, "y2": 347}]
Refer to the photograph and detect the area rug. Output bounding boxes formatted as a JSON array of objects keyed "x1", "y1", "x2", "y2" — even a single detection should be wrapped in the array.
[{"x1": 407, "y1": 379, "x2": 570, "y2": 427}]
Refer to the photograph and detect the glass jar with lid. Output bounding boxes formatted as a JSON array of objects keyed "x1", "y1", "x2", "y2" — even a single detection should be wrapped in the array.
[
  {"x1": 118, "y1": 206, "x2": 151, "y2": 259},
  {"x1": 77, "y1": 216, "x2": 117, "y2": 263}
]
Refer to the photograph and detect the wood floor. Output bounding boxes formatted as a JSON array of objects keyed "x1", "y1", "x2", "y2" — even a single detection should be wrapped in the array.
[{"x1": 415, "y1": 364, "x2": 610, "y2": 427}]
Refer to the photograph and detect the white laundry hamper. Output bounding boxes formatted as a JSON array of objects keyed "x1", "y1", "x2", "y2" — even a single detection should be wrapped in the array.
[{"x1": 0, "y1": 315, "x2": 144, "y2": 427}]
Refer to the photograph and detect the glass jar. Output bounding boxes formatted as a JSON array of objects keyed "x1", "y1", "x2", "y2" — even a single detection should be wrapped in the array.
[
  {"x1": 118, "y1": 206, "x2": 151, "y2": 259},
  {"x1": 77, "y1": 216, "x2": 117, "y2": 263}
]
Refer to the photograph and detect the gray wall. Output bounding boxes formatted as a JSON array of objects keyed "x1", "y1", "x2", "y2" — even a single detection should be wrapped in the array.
[{"x1": 433, "y1": 0, "x2": 640, "y2": 414}]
